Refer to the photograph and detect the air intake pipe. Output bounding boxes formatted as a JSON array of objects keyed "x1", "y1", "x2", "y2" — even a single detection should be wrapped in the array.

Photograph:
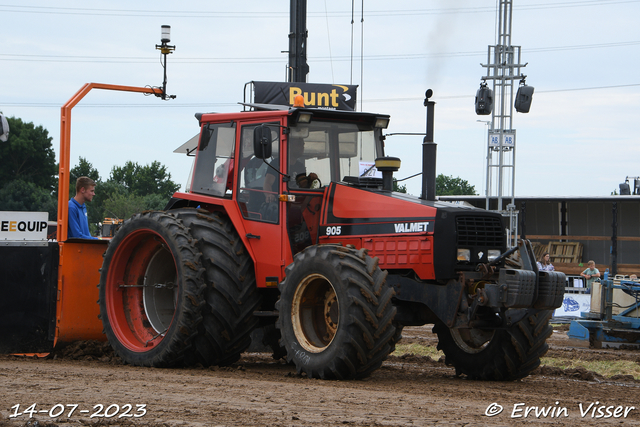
[{"x1": 421, "y1": 89, "x2": 437, "y2": 201}]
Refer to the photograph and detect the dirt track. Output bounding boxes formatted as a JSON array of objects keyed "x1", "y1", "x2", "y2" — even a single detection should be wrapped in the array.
[{"x1": 2, "y1": 326, "x2": 640, "y2": 427}]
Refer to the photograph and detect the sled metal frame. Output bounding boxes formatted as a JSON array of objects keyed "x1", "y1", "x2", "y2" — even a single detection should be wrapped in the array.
[
  {"x1": 568, "y1": 279, "x2": 640, "y2": 349},
  {"x1": 57, "y1": 83, "x2": 162, "y2": 242},
  {"x1": 54, "y1": 84, "x2": 162, "y2": 346}
]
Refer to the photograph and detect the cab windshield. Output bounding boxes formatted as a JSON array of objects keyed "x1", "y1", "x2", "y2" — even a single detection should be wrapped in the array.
[{"x1": 288, "y1": 120, "x2": 384, "y2": 189}]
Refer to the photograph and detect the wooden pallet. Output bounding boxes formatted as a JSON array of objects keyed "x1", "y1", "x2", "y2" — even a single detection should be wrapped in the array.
[
  {"x1": 547, "y1": 241, "x2": 583, "y2": 264},
  {"x1": 506, "y1": 241, "x2": 584, "y2": 267}
]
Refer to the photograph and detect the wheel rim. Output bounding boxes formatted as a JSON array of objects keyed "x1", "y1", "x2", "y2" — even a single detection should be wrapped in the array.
[
  {"x1": 143, "y1": 249, "x2": 178, "y2": 335},
  {"x1": 450, "y1": 328, "x2": 495, "y2": 354},
  {"x1": 105, "y1": 229, "x2": 178, "y2": 352},
  {"x1": 291, "y1": 273, "x2": 339, "y2": 353}
]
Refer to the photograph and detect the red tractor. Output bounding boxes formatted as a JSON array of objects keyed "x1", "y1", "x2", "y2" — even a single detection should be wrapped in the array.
[{"x1": 98, "y1": 100, "x2": 565, "y2": 380}]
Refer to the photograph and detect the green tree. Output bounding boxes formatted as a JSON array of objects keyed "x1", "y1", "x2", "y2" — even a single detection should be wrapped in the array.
[
  {"x1": 142, "y1": 193, "x2": 170, "y2": 211},
  {"x1": 436, "y1": 174, "x2": 477, "y2": 196},
  {"x1": 0, "y1": 117, "x2": 57, "y2": 191},
  {"x1": 0, "y1": 117, "x2": 57, "y2": 217},
  {"x1": 393, "y1": 178, "x2": 407, "y2": 193},
  {"x1": 98, "y1": 187, "x2": 170, "y2": 225},
  {"x1": 102, "y1": 191, "x2": 147, "y2": 220},
  {"x1": 70, "y1": 157, "x2": 100, "y2": 192},
  {"x1": 0, "y1": 179, "x2": 57, "y2": 219},
  {"x1": 109, "y1": 161, "x2": 180, "y2": 200}
]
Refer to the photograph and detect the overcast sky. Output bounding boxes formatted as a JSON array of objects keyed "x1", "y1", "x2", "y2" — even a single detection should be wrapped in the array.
[{"x1": 2, "y1": 0, "x2": 639, "y2": 199}]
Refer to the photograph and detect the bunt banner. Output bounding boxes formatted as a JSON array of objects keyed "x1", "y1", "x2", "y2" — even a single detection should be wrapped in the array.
[{"x1": 252, "y1": 81, "x2": 357, "y2": 111}]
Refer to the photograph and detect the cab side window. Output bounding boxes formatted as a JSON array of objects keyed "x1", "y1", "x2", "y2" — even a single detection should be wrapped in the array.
[
  {"x1": 190, "y1": 122, "x2": 236, "y2": 197},
  {"x1": 237, "y1": 123, "x2": 279, "y2": 222}
]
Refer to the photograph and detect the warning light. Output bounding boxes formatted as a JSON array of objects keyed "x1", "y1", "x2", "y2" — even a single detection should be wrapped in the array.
[{"x1": 293, "y1": 94, "x2": 305, "y2": 108}]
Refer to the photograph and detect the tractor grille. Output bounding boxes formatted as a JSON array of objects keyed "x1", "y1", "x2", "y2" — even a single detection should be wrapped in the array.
[{"x1": 456, "y1": 216, "x2": 504, "y2": 247}]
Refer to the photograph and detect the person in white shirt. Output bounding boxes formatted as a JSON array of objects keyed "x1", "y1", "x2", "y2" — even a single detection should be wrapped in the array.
[{"x1": 537, "y1": 252, "x2": 554, "y2": 272}]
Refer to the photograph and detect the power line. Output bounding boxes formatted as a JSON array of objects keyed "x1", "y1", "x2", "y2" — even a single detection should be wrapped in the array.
[
  {"x1": 0, "y1": 4, "x2": 289, "y2": 18},
  {"x1": 537, "y1": 83, "x2": 640, "y2": 93},
  {"x1": 4, "y1": 83, "x2": 638, "y2": 109},
  {"x1": 1, "y1": 40, "x2": 638, "y2": 64},
  {"x1": 527, "y1": 40, "x2": 640, "y2": 52},
  {"x1": 364, "y1": 83, "x2": 640, "y2": 103},
  {"x1": 0, "y1": 1, "x2": 638, "y2": 18}
]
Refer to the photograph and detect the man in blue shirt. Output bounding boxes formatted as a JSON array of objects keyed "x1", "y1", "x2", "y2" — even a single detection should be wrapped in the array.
[{"x1": 68, "y1": 176, "x2": 98, "y2": 239}]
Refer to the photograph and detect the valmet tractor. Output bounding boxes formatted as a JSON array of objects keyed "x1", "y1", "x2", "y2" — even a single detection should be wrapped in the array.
[{"x1": 97, "y1": 97, "x2": 566, "y2": 380}]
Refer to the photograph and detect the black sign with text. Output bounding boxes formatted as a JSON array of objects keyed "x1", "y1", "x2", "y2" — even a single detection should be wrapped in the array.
[{"x1": 253, "y1": 81, "x2": 358, "y2": 111}]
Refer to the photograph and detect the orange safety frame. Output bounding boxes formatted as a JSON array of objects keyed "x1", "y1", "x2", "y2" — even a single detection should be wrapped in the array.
[{"x1": 54, "y1": 83, "x2": 162, "y2": 346}]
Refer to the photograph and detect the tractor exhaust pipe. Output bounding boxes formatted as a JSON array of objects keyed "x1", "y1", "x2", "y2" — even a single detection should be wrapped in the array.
[{"x1": 421, "y1": 89, "x2": 437, "y2": 201}]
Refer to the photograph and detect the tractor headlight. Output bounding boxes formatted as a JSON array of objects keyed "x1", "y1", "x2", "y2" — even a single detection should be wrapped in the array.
[
  {"x1": 457, "y1": 249, "x2": 471, "y2": 262},
  {"x1": 488, "y1": 250, "x2": 501, "y2": 262}
]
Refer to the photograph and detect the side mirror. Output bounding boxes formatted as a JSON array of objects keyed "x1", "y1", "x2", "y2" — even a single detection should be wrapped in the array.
[{"x1": 253, "y1": 125, "x2": 273, "y2": 159}]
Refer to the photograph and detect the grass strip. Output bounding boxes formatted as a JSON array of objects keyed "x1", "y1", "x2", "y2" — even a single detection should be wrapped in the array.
[
  {"x1": 393, "y1": 343, "x2": 443, "y2": 361},
  {"x1": 393, "y1": 343, "x2": 640, "y2": 380},
  {"x1": 540, "y1": 357, "x2": 640, "y2": 380}
]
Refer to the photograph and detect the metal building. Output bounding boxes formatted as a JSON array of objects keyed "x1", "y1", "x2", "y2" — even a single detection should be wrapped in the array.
[{"x1": 439, "y1": 195, "x2": 640, "y2": 275}]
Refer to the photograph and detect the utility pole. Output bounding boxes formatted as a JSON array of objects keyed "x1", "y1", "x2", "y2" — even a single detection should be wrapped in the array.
[
  {"x1": 479, "y1": 0, "x2": 529, "y2": 247},
  {"x1": 288, "y1": 0, "x2": 309, "y2": 83}
]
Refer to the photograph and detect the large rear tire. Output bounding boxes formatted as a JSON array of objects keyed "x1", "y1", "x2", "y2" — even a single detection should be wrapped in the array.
[
  {"x1": 276, "y1": 245, "x2": 397, "y2": 379},
  {"x1": 99, "y1": 211, "x2": 205, "y2": 367},
  {"x1": 434, "y1": 309, "x2": 553, "y2": 380},
  {"x1": 171, "y1": 208, "x2": 262, "y2": 366}
]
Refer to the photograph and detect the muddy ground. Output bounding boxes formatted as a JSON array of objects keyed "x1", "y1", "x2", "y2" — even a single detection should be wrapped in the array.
[{"x1": 2, "y1": 325, "x2": 640, "y2": 427}]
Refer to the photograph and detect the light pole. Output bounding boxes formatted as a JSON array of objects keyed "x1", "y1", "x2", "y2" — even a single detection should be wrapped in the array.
[
  {"x1": 477, "y1": 120, "x2": 491, "y2": 204},
  {"x1": 475, "y1": 0, "x2": 531, "y2": 247},
  {"x1": 155, "y1": 25, "x2": 176, "y2": 100}
]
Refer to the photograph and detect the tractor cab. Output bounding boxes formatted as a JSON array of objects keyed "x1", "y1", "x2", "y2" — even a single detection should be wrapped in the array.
[{"x1": 170, "y1": 106, "x2": 391, "y2": 286}]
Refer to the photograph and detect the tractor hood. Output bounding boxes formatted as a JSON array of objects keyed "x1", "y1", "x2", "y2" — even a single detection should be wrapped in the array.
[
  {"x1": 320, "y1": 182, "x2": 482, "y2": 237},
  {"x1": 320, "y1": 183, "x2": 505, "y2": 280}
]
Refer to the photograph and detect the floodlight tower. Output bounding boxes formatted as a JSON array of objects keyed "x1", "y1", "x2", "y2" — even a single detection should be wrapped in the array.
[{"x1": 477, "y1": 0, "x2": 532, "y2": 247}]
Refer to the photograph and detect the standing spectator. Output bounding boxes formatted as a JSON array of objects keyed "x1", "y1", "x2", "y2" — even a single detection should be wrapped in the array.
[
  {"x1": 68, "y1": 176, "x2": 98, "y2": 239},
  {"x1": 537, "y1": 252, "x2": 555, "y2": 272},
  {"x1": 580, "y1": 260, "x2": 600, "y2": 290}
]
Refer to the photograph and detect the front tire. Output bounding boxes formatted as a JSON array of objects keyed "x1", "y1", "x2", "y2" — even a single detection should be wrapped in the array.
[
  {"x1": 434, "y1": 309, "x2": 553, "y2": 380},
  {"x1": 99, "y1": 211, "x2": 205, "y2": 367},
  {"x1": 276, "y1": 245, "x2": 396, "y2": 379}
]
